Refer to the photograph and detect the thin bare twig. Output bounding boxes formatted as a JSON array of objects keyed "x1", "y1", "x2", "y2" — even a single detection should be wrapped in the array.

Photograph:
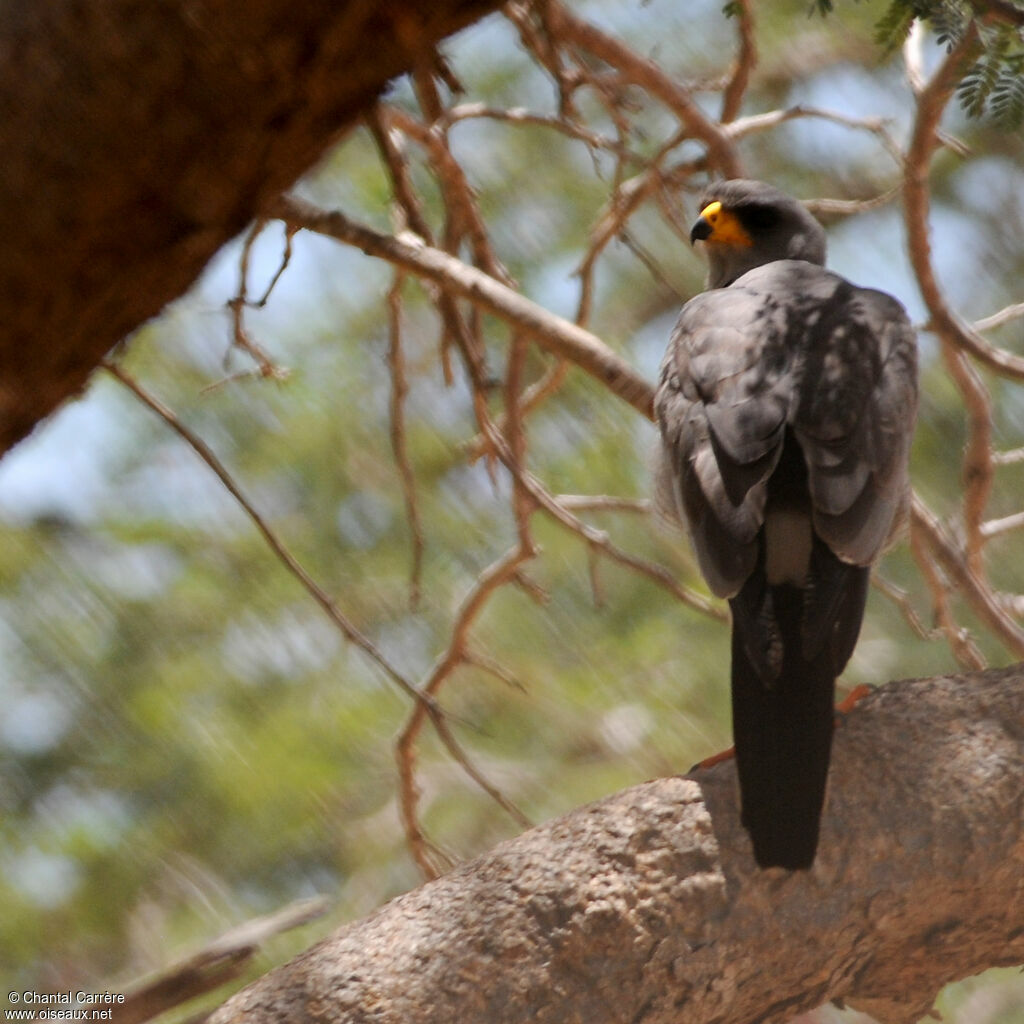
[
  {"x1": 981, "y1": 510, "x2": 1024, "y2": 540},
  {"x1": 991, "y1": 446, "x2": 1024, "y2": 466},
  {"x1": 545, "y1": 0, "x2": 742, "y2": 178},
  {"x1": 872, "y1": 573, "x2": 943, "y2": 645},
  {"x1": 386, "y1": 272, "x2": 426, "y2": 608},
  {"x1": 396, "y1": 542, "x2": 536, "y2": 879},
  {"x1": 909, "y1": 507, "x2": 987, "y2": 671},
  {"x1": 368, "y1": 105, "x2": 434, "y2": 241},
  {"x1": 618, "y1": 230, "x2": 684, "y2": 298},
  {"x1": 555, "y1": 495, "x2": 651, "y2": 514},
  {"x1": 370, "y1": 104, "x2": 458, "y2": 386},
  {"x1": 973, "y1": 301, "x2": 1024, "y2": 333},
  {"x1": 721, "y1": 105, "x2": 903, "y2": 163},
  {"x1": 103, "y1": 361, "x2": 427, "y2": 705},
  {"x1": 474, "y1": 401, "x2": 726, "y2": 623},
  {"x1": 505, "y1": 331, "x2": 535, "y2": 543},
  {"x1": 575, "y1": 152, "x2": 688, "y2": 328},
  {"x1": 113, "y1": 897, "x2": 330, "y2": 1024},
  {"x1": 440, "y1": 101, "x2": 629, "y2": 156},
  {"x1": 108, "y1": 361, "x2": 538, "y2": 879},
  {"x1": 803, "y1": 186, "x2": 903, "y2": 219},
  {"x1": 388, "y1": 104, "x2": 513, "y2": 287},
  {"x1": 464, "y1": 649, "x2": 527, "y2": 692},
  {"x1": 376, "y1": 103, "x2": 497, "y2": 407},
  {"x1": 505, "y1": 1, "x2": 581, "y2": 123},
  {"x1": 911, "y1": 495, "x2": 1024, "y2": 659},
  {"x1": 464, "y1": 356, "x2": 570, "y2": 462},
  {"x1": 222, "y1": 219, "x2": 289, "y2": 383},
  {"x1": 251, "y1": 224, "x2": 298, "y2": 308}
]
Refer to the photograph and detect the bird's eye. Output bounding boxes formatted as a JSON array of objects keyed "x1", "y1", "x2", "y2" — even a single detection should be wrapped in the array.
[{"x1": 739, "y1": 204, "x2": 780, "y2": 231}]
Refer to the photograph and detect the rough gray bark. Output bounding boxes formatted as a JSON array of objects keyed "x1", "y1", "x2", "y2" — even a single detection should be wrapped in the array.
[
  {"x1": 0, "y1": 0, "x2": 502, "y2": 454},
  {"x1": 206, "y1": 665, "x2": 1024, "y2": 1024}
]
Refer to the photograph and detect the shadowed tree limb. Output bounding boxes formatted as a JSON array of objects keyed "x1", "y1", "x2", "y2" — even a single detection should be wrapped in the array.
[
  {"x1": 207, "y1": 666, "x2": 1024, "y2": 1024},
  {"x1": 0, "y1": 0, "x2": 504, "y2": 454}
]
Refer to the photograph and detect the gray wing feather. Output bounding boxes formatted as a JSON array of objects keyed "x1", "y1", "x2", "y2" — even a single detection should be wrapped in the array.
[
  {"x1": 656, "y1": 263, "x2": 916, "y2": 595},
  {"x1": 656, "y1": 286, "x2": 789, "y2": 597},
  {"x1": 797, "y1": 291, "x2": 918, "y2": 564}
]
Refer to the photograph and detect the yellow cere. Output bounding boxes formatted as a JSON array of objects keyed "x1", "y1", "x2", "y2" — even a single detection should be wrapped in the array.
[
  {"x1": 699, "y1": 200, "x2": 753, "y2": 247},
  {"x1": 701, "y1": 200, "x2": 724, "y2": 222}
]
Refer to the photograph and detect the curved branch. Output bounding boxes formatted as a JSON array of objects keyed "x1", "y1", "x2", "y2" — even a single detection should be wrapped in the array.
[
  {"x1": 113, "y1": 898, "x2": 329, "y2": 1024},
  {"x1": 545, "y1": 1, "x2": 743, "y2": 178},
  {"x1": 103, "y1": 362, "x2": 427, "y2": 703},
  {"x1": 903, "y1": 25, "x2": 1024, "y2": 383},
  {"x1": 270, "y1": 195, "x2": 657, "y2": 419},
  {"x1": 911, "y1": 495, "x2": 1024, "y2": 658},
  {"x1": 208, "y1": 666, "x2": 1024, "y2": 1024},
  {"x1": 397, "y1": 541, "x2": 536, "y2": 879},
  {"x1": 904, "y1": 26, "x2": 998, "y2": 574},
  {"x1": 720, "y1": 0, "x2": 756, "y2": 123}
]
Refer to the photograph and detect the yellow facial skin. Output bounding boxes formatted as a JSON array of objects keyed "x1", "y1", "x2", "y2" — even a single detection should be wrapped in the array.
[{"x1": 694, "y1": 200, "x2": 753, "y2": 247}]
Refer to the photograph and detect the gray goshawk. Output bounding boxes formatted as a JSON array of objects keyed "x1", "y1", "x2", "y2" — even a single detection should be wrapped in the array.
[{"x1": 655, "y1": 180, "x2": 918, "y2": 869}]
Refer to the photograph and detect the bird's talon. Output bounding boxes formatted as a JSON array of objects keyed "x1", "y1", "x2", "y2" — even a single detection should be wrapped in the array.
[{"x1": 834, "y1": 683, "x2": 873, "y2": 723}]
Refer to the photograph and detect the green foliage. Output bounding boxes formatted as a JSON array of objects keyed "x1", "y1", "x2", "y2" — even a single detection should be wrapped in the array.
[
  {"x1": 929, "y1": 0, "x2": 970, "y2": 46},
  {"x1": 958, "y1": 28, "x2": 1024, "y2": 126},
  {"x1": 988, "y1": 56, "x2": 1024, "y2": 123},
  {"x1": 873, "y1": 0, "x2": 929, "y2": 50},
  {"x1": 821, "y1": 0, "x2": 1024, "y2": 126}
]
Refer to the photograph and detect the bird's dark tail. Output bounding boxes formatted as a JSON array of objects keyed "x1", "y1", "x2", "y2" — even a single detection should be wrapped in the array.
[{"x1": 728, "y1": 554, "x2": 869, "y2": 869}]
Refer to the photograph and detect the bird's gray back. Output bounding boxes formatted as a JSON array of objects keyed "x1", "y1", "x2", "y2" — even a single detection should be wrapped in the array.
[{"x1": 656, "y1": 260, "x2": 917, "y2": 598}]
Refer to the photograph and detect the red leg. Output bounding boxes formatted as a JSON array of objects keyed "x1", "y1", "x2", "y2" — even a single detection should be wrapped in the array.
[{"x1": 835, "y1": 683, "x2": 873, "y2": 718}]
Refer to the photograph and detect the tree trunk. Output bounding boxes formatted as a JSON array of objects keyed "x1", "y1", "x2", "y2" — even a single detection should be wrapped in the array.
[
  {"x1": 203, "y1": 665, "x2": 1024, "y2": 1024},
  {"x1": 0, "y1": 0, "x2": 501, "y2": 453}
]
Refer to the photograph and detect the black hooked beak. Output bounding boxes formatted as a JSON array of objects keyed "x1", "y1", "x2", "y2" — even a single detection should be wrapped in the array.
[{"x1": 689, "y1": 216, "x2": 713, "y2": 246}]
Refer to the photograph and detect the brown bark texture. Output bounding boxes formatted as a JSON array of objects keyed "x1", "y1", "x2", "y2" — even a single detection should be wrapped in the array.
[
  {"x1": 207, "y1": 665, "x2": 1024, "y2": 1024},
  {"x1": 0, "y1": 0, "x2": 501, "y2": 454}
]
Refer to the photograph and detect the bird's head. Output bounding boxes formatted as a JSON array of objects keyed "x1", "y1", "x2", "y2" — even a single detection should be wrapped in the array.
[{"x1": 690, "y1": 179, "x2": 827, "y2": 289}]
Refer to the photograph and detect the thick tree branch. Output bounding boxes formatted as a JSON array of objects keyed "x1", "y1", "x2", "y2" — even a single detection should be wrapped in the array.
[
  {"x1": 0, "y1": 0, "x2": 503, "y2": 454},
  {"x1": 207, "y1": 666, "x2": 1024, "y2": 1024}
]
